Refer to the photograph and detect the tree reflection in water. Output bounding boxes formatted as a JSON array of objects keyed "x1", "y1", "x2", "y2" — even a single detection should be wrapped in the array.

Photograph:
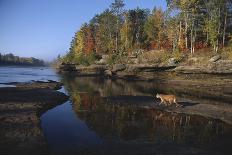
[{"x1": 61, "y1": 76, "x2": 232, "y2": 154}]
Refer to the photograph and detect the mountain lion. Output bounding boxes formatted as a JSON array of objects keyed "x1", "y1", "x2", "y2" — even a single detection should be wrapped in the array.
[{"x1": 156, "y1": 93, "x2": 182, "y2": 107}]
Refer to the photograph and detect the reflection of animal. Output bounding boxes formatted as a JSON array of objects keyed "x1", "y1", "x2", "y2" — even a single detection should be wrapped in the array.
[{"x1": 156, "y1": 94, "x2": 182, "y2": 107}]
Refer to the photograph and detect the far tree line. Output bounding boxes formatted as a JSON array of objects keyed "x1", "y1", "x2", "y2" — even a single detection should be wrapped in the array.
[
  {"x1": 0, "y1": 53, "x2": 45, "y2": 66},
  {"x1": 63, "y1": 0, "x2": 232, "y2": 63}
]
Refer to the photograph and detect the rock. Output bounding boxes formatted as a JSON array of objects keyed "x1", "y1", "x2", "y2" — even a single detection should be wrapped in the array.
[
  {"x1": 129, "y1": 55, "x2": 137, "y2": 59},
  {"x1": 6, "y1": 80, "x2": 63, "y2": 90},
  {"x1": 168, "y1": 58, "x2": 178, "y2": 66},
  {"x1": 175, "y1": 60, "x2": 232, "y2": 74},
  {"x1": 0, "y1": 82, "x2": 69, "y2": 155},
  {"x1": 209, "y1": 55, "x2": 221, "y2": 62},
  {"x1": 95, "y1": 55, "x2": 110, "y2": 65},
  {"x1": 187, "y1": 57, "x2": 200, "y2": 63},
  {"x1": 59, "y1": 63, "x2": 76, "y2": 71},
  {"x1": 174, "y1": 66, "x2": 204, "y2": 74},
  {"x1": 112, "y1": 64, "x2": 126, "y2": 72},
  {"x1": 132, "y1": 49, "x2": 144, "y2": 57},
  {"x1": 96, "y1": 59, "x2": 107, "y2": 65},
  {"x1": 127, "y1": 64, "x2": 176, "y2": 72},
  {"x1": 104, "y1": 70, "x2": 112, "y2": 77},
  {"x1": 75, "y1": 65, "x2": 107, "y2": 76},
  {"x1": 129, "y1": 58, "x2": 139, "y2": 64},
  {"x1": 102, "y1": 55, "x2": 109, "y2": 60}
]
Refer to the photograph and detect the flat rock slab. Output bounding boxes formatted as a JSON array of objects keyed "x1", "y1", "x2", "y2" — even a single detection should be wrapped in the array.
[
  {"x1": 104, "y1": 95, "x2": 232, "y2": 125},
  {"x1": 2, "y1": 80, "x2": 63, "y2": 90},
  {"x1": 0, "y1": 82, "x2": 69, "y2": 155},
  {"x1": 161, "y1": 102, "x2": 232, "y2": 125}
]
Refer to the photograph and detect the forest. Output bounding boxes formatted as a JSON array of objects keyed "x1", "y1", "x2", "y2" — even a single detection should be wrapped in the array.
[
  {"x1": 0, "y1": 53, "x2": 45, "y2": 66},
  {"x1": 61, "y1": 0, "x2": 232, "y2": 65}
]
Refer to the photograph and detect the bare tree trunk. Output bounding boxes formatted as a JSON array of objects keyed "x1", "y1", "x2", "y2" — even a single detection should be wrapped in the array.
[
  {"x1": 216, "y1": 8, "x2": 221, "y2": 53},
  {"x1": 185, "y1": 13, "x2": 188, "y2": 49},
  {"x1": 193, "y1": 28, "x2": 196, "y2": 54},
  {"x1": 222, "y1": 11, "x2": 227, "y2": 47},
  {"x1": 115, "y1": 19, "x2": 119, "y2": 52},
  {"x1": 179, "y1": 21, "x2": 182, "y2": 44},
  {"x1": 190, "y1": 21, "x2": 194, "y2": 55}
]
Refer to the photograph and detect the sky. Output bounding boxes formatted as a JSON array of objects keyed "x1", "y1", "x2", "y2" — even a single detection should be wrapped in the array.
[{"x1": 0, "y1": 0, "x2": 167, "y2": 61}]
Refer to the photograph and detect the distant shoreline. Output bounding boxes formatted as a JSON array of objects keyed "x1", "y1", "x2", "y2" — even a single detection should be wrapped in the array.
[{"x1": 0, "y1": 64, "x2": 47, "y2": 67}]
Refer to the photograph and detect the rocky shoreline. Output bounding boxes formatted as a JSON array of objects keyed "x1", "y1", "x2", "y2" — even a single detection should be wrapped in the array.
[
  {"x1": 58, "y1": 54, "x2": 232, "y2": 125},
  {"x1": 0, "y1": 81, "x2": 69, "y2": 155},
  {"x1": 59, "y1": 59, "x2": 232, "y2": 78}
]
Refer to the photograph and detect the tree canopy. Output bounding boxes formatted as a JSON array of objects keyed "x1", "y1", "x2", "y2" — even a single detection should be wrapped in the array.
[{"x1": 63, "y1": 0, "x2": 232, "y2": 64}]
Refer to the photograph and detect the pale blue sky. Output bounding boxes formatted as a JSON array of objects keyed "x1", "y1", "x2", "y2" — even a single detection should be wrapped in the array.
[{"x1": 0, "y1": 0, "x2": 167, "y2": 60}]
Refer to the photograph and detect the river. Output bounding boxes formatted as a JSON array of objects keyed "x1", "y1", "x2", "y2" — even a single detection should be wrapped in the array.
[{"x1": 1, "y1": 66, "x2": 232, "y2": 155}]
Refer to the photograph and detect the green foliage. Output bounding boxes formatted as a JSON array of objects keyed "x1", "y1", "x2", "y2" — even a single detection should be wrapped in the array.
[
  {"x1": 107, "y1": 53, "x2": 118, "y2": 65},
  {"x1": 172, "y1": 49, "x2": 183, "y2": 62},
  {"x1": 221, "y1": 46, "x2": 232, "y2": 60},
  {"x1": 62, "y1": 52, "x2": 96, "y2": 66}
]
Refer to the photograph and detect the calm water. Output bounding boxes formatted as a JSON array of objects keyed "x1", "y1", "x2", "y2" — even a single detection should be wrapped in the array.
[
  {"x1": 0, "y1": 66, "x2": 59, "y2": 83},
  {"x1": 1, "y1": 66, "x2": 232, "y2": 155}
]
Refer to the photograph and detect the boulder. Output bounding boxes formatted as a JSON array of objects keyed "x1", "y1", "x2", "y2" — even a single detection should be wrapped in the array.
[
  {"x1": 187, "y1": 57, "x2": 200, "y2": 63},
  {"x1": 168, "y1": 58, "x2": 178, "y2": 66},
  {"x1": 102, "y1": 55, "x2": 110, "y2": 60},
  {"x1": 112, "y1": 64, "x2": 126, "y2": 72},
  {"x1": 209, "y1": 55, "x2": 221, "y2": 63},
  {"x1": 130, "y1": 58, "x2": 139, "y2": 64},
  {"x1": 104, "y1": 70, "x2": 112, "y2": 77},
  {"x1": 95, "y1": 58, "x2": 107, "y2": 65}
]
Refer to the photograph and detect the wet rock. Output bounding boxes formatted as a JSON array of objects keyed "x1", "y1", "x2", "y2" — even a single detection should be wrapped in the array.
[
  {"x1": 104, "y1": 70, "x2": 112, "y2": 77},
  {"x1": 209, "y1": 55, "x2": 221, "y2": 62},
  {"x1": 6, "y1": 80, "x2": 63, "y2": 90}
]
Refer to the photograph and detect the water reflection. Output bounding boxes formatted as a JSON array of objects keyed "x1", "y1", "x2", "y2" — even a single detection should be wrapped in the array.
[{"x1": 58, "y1": 76, "x2": 232, "y2": 154}]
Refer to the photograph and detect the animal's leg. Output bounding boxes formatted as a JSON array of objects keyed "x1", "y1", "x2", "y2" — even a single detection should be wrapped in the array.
[
  {"x1": 163, "y1": 100, "x2": 168, "y2": 106},
  {"x1": 159, "y1": 99, "x2": 164, "y2": 105},
  {"x1": 168, "y1": 101, "x2": 172, "y2": 106},
  {"x1": 174, "y1": 99, "x2": 182, "y2": 107}
]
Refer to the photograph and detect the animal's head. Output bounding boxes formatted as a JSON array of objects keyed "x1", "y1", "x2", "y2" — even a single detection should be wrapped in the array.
[{"x1": 156, "y1": 93, "x2": 160, "y2": 98}]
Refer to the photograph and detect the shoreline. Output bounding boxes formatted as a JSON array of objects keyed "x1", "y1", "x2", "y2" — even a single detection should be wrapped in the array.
[
  {"x1": 0, "y1": 81, "x2": 69, "y2": 155},
  {"x1": 58, "y1": 63, "x2": 232, "y2": 125}
]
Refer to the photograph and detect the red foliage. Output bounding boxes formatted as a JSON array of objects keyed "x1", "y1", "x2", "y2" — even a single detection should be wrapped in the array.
[
  {"x1": 195, "y1": 41, "x2": 208, "y2": 49},
  {"x1": 84, "y1": 26, "x2": 95, "y2": 54},
  {"x1": 149, "y1": 40, "x2": 172, "y2": 50}
]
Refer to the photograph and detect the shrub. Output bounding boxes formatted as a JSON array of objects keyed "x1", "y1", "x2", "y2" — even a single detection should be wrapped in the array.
[
  {"x1": 221, "y1": 46, "x2": 232, "y2": 60},
  {"x1": 172, "y1": 49, "x2": 183, "y2": 62},
  {"x1": 107, "y1": 53, "x2": 118, "y2": 65},
  {"x1": 61, "y1": 52, "x2": 96, "y2": 66}
]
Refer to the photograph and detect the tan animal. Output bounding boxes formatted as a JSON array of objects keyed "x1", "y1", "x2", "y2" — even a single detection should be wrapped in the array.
[{"x1": 156, "y1": 93, "x2": 182, "y2": 107}]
